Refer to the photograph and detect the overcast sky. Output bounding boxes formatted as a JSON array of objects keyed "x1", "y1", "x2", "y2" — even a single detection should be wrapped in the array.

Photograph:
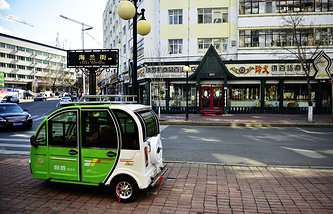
[{"x1": 0, "y1": 0, "x2": 108, "y2": 50}]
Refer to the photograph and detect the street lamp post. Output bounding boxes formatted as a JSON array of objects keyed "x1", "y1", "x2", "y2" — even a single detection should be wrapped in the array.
[
  {"x1": 118, "y1": 0, "x2": 151, "y2": 100},
  {"x1": 183, "y1": 65, "x2": 191, "y2": 121}
]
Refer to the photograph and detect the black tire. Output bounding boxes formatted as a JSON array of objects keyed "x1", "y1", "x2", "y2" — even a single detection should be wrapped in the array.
[{"x1": 111, "y1": 176, "x2": 138, "y2": 203}]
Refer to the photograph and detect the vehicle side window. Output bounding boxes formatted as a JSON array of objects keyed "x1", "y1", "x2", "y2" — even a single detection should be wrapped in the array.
[
  {"x1": 137, "y1": 110, "x2": 159, "y2": 140},
  {"x1": 82, "y1": 111, "x2": 117, "y2": 149},
  {"x1": 113, "y1": 110, "x2": 139, "y2": 150},
  {"x1": 49, "y1": 111, "x2": 77, "y2": 148},
  {"x1": 35, "y1": 123, "x2": 47, "y2": 145}
]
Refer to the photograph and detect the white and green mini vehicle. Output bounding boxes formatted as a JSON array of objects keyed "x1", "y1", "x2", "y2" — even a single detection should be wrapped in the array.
[{"x1": 30, "y1": 95, "x2": 167, "y2": 202}]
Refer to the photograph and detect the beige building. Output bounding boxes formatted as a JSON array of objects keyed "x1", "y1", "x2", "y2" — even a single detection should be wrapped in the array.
[{"x1": 0, "y1": 33, "x2": 76, "y2": 95}]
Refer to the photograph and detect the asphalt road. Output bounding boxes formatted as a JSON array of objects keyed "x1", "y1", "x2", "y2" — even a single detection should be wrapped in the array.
[
  {"x1": 1, "y1": 99, "x2": 333, "y2": 167},
  {"x1": 161, "y1": 125, "x2": 333, "y2": 167}
]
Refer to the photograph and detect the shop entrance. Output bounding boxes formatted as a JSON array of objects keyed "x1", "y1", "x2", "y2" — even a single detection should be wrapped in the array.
[{"x1": 200, "y1": 86, "x2": 223, "y2": 113}]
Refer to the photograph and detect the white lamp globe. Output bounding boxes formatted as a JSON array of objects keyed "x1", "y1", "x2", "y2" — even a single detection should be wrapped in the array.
[
  {"x1": 137, "y1": 19, "x2": 151, "y2": 36},
  {"x1": 117, "y1": 1, "x2": 136, "y2": 20}
]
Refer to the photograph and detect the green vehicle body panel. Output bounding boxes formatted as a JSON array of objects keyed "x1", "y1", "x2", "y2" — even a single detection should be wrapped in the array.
[{"x1": 30, "y1": 105, "x2": 119, "y2": 184}]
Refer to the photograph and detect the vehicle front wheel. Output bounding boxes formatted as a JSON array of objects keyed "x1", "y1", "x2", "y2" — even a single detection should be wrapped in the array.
[{"x1": 111, "y1": 176, "x2": 138, "y2": 203}]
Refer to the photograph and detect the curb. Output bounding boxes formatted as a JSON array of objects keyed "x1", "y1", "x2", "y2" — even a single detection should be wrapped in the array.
[{"x1": 160, "y1": 121, "x2": 333, "y2": 128}]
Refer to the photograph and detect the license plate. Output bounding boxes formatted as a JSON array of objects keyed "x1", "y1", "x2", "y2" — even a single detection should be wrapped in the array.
[{"x1": 13, "y1": 123, "x2": 23, "y2": 126}]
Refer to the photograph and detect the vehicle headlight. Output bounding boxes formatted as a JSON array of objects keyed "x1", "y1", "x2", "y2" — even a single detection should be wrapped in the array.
[
  {"x1": 27, "y1": 114, "x2": 32, "y2": 120},
  {"x1": 0, "y1": 117, "x2": 5, "y2": 122}
]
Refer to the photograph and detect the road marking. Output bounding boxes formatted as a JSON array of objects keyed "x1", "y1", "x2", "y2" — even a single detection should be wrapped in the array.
[
  {"x1": 0, "y1": 138, "x2": 30, "y2": 142},
  {"x1": 0, "y1": 143, "x2": 30, "y2": 148},
  {"x1": 0, "y1": 150, "x2": 30, "y2": 155}
]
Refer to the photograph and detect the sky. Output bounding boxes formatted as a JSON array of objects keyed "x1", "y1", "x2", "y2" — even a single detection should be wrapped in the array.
[{"x1": 0, "y1": 0, "x2": 108, "y2": 50}]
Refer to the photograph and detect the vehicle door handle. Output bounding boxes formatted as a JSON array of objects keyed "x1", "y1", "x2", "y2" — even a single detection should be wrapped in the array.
[
  {"x1": 68, "y1": 150, "x2": 78, "y2": 155},
  {"x1": 106, "y1": 151, "x2": 116, "y2": 157}
]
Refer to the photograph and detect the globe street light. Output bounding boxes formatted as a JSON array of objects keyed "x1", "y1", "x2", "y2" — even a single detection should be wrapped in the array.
[
  {"x1": 117, "y1": 0, "x2": 151, "y2": 100},
  {"x1": 183, "y1": 65, "x2": 191, "y2": 121}
]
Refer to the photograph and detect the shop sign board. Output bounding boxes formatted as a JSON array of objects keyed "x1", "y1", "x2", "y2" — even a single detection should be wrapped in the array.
[
  {"x1": 67, "y1": 49, "x2": 119, "y2": 68},
  {"x1": 227, "y1": 63, "x2": 316, "y2": 77}
]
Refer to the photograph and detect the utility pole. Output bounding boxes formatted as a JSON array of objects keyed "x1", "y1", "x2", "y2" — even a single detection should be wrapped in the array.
[{"x1": 60, "y1": 15, "x2": 93, "y2": 95}]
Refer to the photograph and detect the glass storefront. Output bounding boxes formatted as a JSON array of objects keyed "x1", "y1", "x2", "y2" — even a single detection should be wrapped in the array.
[
  {"x1": 169, "y1": 84, "x2": 196, "y2": 107},
  {"x1": 228, "y1": 84, "x2": 260, "y2": 107},
  {"x1": 283, "y1": 84, "x2": 316, "y2": 107},
  {"x1": 151, "y1": 82, "x2": 166, "y2": 108}
]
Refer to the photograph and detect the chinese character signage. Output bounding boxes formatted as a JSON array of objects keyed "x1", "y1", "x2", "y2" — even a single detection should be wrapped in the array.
[{"x1": 67, "y1": 49, "x2": 119, "y2": 68}]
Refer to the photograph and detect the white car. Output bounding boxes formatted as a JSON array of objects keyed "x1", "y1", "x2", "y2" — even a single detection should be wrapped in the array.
[
  {"x1": 1, "y1": 95, "x2": 20, "y2": 103},
  {"x1": 59, "y1": 97, "x2": 72, "y2": 106},
  {"x1": 30, "y1": 95, "x2": 167, "y2": 202}
]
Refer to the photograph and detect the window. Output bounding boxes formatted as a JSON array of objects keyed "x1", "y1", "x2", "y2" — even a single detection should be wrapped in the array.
[
  {"x1": 26, "y1": 57, "x2": 33, "y2": 62},
  {"x1": 198, "y1": 38, "x2": 228, "y2": 53},
  {"x1": 7, "y1": 64, "x2": 16, "y2": 69},
  {"x1": 82, "y1": 111, "x2": 118, "y2": 149},
  {"x1": 35, "y1": 123, "x2": 47, "y2": 146},
  {"x1": 7, "y1": 54, "x2": 15, "y2": 59},
  {"x1": 17, "y1": 65, "x2": 26, "y2": 70},
  {"x1": 239, "y1": 28, "x2": 333, "y2": 47},
  {"x1": 17, "y1": 47, "x2": 25, "y2": 51},
  {"x1": 35, "y1": 59, "x2": 42, "y2": 63},
  {"x1": 7, "y1": 73, "x2": 16, "y2": 78},
  {"x1": 198, "y1": 8, "x2": 228, "y2": 23},
  {"x1": 169, "y1": 39, "x2": 183, "y2": 54},
  {"x1": 0, "y1": 43, "x2": 5, "y2": 48},
  {"x1": 26, "y1": 48, "x2": 33, "y2": 53},
  {"x1": 49, "y1": 111, "x2": 77, "y2": 148},
  {"x1": 137, "y1": 110, "x2": 159, "y2": 140},
  {"x1": 18, "y1": 74, "x2": 25, "y2": 79},
  {"x1": 169, "y1": 10, "x2": 183, "y2": 24},
  {"x1": 6, "y1": 44, "x2": 15, "y2": 50},
  {"x1": 18, "y1": 56, "x2": 25, "y2": 61},
  {"x1": 113, "y1": 110, "x2": 139, "y2": 150},
  {"x1": 0, "y1": 53, "x2": 5, "y2": 58},
  {"x1": 43, "y1": 60, "x2": 49, "y2": 64},
  {"x1": 239, "y1": 0, "x2": 333, "y2": 14},
  {"x1": 35, "y1": 50, "x2": 42, "y2": 55}
]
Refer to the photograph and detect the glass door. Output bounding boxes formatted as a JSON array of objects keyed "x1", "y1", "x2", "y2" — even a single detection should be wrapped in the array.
[{"x1": 200, "y1": 86, "x2": 223, "y2": 112}]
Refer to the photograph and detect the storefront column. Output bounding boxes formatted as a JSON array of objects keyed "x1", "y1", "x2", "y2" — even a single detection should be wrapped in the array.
[
  {"x1": 279, "y1": 80, "x2": 284, "y2": 113},
  {"x1": 196, "y1": 76, "x2": 200, "y2": 114},
  {"x1": 146, "y1": 81, "x2": 151, "y2": 106},
  {"x1": 165, "y1": 80, "x2": 170, "y2": 114},
  {"x1": 260, "y1": 80, "x2": 265, "y2": 113},
  {"x1": 317, "y1": 81, "x2": 323, "y2": 113}
]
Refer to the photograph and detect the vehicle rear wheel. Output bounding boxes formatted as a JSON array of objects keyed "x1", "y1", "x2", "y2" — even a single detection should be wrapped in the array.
[{"x1": 111, "y1": 176, "x2": 138, "y2": 203}]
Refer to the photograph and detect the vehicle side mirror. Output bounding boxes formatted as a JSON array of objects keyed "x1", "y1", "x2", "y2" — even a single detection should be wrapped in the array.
[{"x1": 30, "y1": 135, "x2": 38, "y2": 148}]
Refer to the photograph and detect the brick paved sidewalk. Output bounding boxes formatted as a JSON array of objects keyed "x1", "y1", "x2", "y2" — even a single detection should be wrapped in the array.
[
  {"x1": 160, "y1": 113, "x2": 333, "y2": 127},
  {"x1": 1, "y1": 155, "x2": 333, "y2": 213}
]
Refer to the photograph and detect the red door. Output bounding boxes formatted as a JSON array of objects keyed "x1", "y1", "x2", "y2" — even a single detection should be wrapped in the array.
[{"x1": 200, "y1": 87, "x2": 223, "y2": 113}]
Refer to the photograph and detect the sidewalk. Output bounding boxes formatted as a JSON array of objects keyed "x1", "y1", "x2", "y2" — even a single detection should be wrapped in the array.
[
  {"x1": 0, "y1": 155, "x2": 332, "y2": 213},
  {"x1": 160, "y1": 113, "x2": 333, "y2": 127}
]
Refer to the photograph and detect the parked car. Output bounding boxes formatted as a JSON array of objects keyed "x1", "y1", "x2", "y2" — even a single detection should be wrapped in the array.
[
  {"x1": 34, "y1": 94, "x2": 47, "y2": 101},
  {"x1": 59, "y1": 97, "x2": 72, "y2": 106},
  {"x1": 30, "y1": 95, "x2": 167, "y2": 202},
  {"x1": 0, "y1": 103, "x2": 32, "y2": 129},
  {"x1": 1, "y1": 95, "x2": 20, "y2": 103}
]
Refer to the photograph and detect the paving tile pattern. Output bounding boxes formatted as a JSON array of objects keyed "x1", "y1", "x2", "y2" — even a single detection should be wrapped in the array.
[
  {"x1": 1, "y1": 156, "x2": 333, "y2": 213},
  {"x1": 160, "y1": 114, "x2": 332, "y2": 126}
]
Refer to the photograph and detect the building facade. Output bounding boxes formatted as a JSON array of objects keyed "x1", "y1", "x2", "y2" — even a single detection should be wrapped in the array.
[
  {"x1": 0, "y1": 33, "x2": 76, "y2": 96},
  {"x1": 102, "y1": 0, "x2": 333, "y2": 114}
]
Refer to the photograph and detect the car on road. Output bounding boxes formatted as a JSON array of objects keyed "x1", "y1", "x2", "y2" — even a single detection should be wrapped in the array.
[
  {"x1": 1, "y1": 95, "x2": 20, "y2": 103},
  {"x1": 0, "y1": 103, "x2": 32, "y2": 130},
  {"x1": 34, "y1": 94, "x2": 47, "y2": 101},
  {"x1": 59, "y1": 97, "x2": 72, "y2": 106},
  {"x1": 30, "y1": 95, "x2": 167, "y2": 202}
]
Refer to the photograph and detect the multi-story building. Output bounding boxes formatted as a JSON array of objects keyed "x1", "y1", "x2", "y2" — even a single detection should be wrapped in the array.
[
  {"x1": 103, "y1": 0, "x2": 333, "y2": 114},
  {"x1": 0, "y1": 33, "x2": 76, "y2": 97}
]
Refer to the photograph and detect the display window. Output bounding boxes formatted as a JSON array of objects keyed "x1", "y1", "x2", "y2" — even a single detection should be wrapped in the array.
[{"x1": 228, "y1": 84, "x2": 260, "y2": 107}]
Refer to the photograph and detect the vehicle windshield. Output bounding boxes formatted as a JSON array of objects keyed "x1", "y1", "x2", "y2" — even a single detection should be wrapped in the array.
[{"x1": 0, "y1": 105, "x2": 23, "y2": 113}]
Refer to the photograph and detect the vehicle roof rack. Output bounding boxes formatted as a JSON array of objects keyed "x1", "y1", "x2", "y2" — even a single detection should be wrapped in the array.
[{"x1": 75, "y1": 94, "x2": 137, "y2": 105}]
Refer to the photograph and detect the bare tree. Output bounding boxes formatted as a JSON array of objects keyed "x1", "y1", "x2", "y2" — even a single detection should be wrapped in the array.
[
  {"x1": 279, "y1": 13, "x2": 328, "y2": 122},
  {"x1": 146, "y1": 46, "x2": 167, "y2": 119}
]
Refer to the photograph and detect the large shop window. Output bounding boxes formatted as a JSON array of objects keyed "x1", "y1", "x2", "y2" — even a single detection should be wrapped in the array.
[
  {"x1": 152, "y1": 83, "x2": 166, "y2": 108},
  {"x1": 228, "y1": 84, "x2": 260, "y2": 107},
  {"x1": 169, "y1": 84, "x2": 196, "y2": 107},
  {"x1": 283, "y1": 84, "x2": 317, "y2": 107},
  {"x1": 265, "y1": 84, "x2": 279, "y2": 107}
]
